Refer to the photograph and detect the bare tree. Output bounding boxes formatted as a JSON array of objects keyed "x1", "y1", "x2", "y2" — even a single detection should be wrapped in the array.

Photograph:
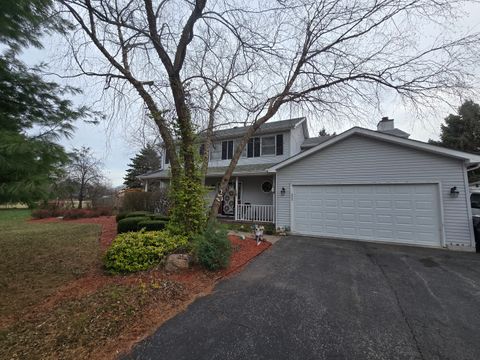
[
  {"x1": 68, "y1": 146, "x2": 104, "y2": 208},
  {"x1": 55, "y1": 0, "x2": 480, "y2": 223}
]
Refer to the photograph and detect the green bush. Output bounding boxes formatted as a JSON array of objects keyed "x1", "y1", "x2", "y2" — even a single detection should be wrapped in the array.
[
  {"x1": 117, "y1": 216, "x2": 147, "y2": 233},
  {"x1": 264, "y1": 223, "x2": 275, "y2": 235},
  {"x1": 138, "y1": 220, "x2": 167, "y2": 231},
  {"x1": 151, "y1": 214, "x2": 170, "y2": 221},
  {"x1": 194, "y1": 221, "x2": 232, "y2": 271},
  {"x1": 104, "y1": 230, "x2": 189, "y2": 273},
  {"x1": 116, "y1": 212, "x2": 128, "y2": 223},
  {"x1": 126, "y1": 211, "x2": 152, "y2": 218}
]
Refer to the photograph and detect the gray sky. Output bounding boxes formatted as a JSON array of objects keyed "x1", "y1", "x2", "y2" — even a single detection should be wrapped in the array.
[{"x1": 19, "y1": 2, "x2": 480, "y2": 187}]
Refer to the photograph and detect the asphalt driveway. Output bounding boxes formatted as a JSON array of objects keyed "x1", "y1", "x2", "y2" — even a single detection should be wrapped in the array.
[{"x1": 124, "y1": 237, "x2": 480, "y2": 360}]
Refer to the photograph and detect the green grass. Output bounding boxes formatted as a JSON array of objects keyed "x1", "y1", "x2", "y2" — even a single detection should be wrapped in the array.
[{"x1": 0, "y1": 209, "x2": 102, "y2": 319}]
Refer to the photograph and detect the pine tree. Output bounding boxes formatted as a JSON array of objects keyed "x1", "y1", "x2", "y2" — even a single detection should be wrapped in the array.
[
  {"x1": 0, "y1": 0, "x2": 95, "y2": 205},
  {"x1": 123, "y1": 145, "x2": 161, "y2": 189},
  {"x1": 429, "y1": 100, "x2": 480, "y2": 153}
]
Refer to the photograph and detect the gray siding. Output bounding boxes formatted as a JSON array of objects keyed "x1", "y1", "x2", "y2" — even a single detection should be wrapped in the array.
[{"x1": 275, "y1": 134, "x2": 473, "y2": 250}]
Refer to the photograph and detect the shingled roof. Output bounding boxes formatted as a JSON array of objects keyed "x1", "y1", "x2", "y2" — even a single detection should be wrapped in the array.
[{"x1": 208, "y1": 117, "x2": 306, "y2": 141}]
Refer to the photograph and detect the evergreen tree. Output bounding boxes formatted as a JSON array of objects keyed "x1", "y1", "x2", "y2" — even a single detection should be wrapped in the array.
[
  {"x1": 429, "y1": 100, "x2": 480, "y2": 182},
  {"x1": 429, "y1": 100, "x2": 480, "y2": 153},
  {"x1": 318, "y1": 128, "x2": 336, "y2": 137},
  {"x1": 123, "y1": 145, "x2": 161, "y2": 189},
  {"x1": 0, "y1": 0, "x2": 95, "y2": 205}
]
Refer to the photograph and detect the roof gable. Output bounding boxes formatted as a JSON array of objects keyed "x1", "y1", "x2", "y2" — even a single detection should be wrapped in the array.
[{"x1": 268, "y1": 127, "x2": 480, "y2": 171}]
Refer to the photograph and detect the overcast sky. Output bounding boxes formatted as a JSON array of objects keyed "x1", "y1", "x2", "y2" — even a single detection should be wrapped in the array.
[{"x1": 19, "y1": 2, "x2": 480, "y2": 187}]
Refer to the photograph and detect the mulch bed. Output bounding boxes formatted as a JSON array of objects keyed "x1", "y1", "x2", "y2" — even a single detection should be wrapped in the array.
[
  {"x1": 21, "y1": 216, "x2": 271, "y2": 359},
  {"x1": 30, "y1": 216, "x2": 117, "y2": 250}
]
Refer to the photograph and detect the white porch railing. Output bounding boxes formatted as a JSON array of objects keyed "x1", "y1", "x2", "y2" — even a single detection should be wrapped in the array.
[{"x1": 235, "y1": 204, "x2": 274, "y2": 222}]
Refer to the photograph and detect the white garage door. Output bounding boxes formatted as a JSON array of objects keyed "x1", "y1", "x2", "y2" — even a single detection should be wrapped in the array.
[{"x1": 292, "y1": 184, "x2": 442, "y2": 247}]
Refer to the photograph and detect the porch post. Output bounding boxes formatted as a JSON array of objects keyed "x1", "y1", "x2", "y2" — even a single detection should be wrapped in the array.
[
  {"x1": 234, "y1": 176, "x2": 239, "y2": 221},
  {"x1": 144, "y1": 179, "x2": 149, "y2": 192}
]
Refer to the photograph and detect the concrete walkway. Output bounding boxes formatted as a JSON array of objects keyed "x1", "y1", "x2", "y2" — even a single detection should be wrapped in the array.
[{"x1": 124, "y1": 236, "x2": 480, "y2": 360}]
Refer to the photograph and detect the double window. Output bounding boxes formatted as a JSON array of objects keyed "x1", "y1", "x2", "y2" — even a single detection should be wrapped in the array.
[
  {"x1": 247, "y1": 134, "x2": 283, "y2": 157},
  {"x1": 217, "y1": 133, "x2": 284, "y2": 160}
]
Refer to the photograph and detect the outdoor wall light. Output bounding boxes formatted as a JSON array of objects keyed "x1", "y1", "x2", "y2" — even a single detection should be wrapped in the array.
[
  {"x1": 450, "y1": 186, "x2": 459, "y2": 198},
  {"x1": 280, "y1": 187, "x2": 286, "y2": 196}
]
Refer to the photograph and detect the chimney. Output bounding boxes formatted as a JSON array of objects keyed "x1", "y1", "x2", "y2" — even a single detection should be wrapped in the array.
[{"x1": 377, "y1": 116, "x2": 394, "y2": 131}]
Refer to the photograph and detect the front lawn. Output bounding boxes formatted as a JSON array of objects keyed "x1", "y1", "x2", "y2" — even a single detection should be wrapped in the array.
[
  {"x1": 0, "y1": 209, "x2": 270, "y2": 359},
  {"x1": 0, "y1": 209, "x2": 101, "y2": 320}
]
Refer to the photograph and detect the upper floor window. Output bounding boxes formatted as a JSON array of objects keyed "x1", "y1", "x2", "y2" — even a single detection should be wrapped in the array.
[
  {"x1": 247, "y1": 134, "x2": 283, "y2": 157},
  {"x1": 247, "y1": 137, "x2": 261, "y2": 157},
  {"x1": 262, "y1": 136, "x2": 275, "y2": 155},
  {"x1": 222, "y1": 140, "x2": 234, "y2": 160},
  {"x1": 165, "y1": 152, "x2": 170, "y2": 164}
]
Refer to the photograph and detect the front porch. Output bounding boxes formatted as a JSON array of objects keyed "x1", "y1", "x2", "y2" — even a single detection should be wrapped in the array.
[{"x1": 206, "y1": 175, "x2": 275, "y2": 223}]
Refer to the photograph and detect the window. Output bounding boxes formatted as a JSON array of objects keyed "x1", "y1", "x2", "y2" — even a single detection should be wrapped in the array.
[
  {"x1": 276, "y1": 134, "x2": 283, "y2": 155},
  {"x1": 261, "y1": 136, "x2": 275, "y2": 155},
  {"x1": 165, "y1": 152, "x2": 170, "y2": 164},
  {"x1": 199, "y1": 143, "x2": 205, "y2": 156},
  {"x1": 221, "y1": 140, "x2": 234, "y2": 160},
  {"x1": 262, "y1": 181, "x2": 273, "y2": 193},
  {"x1": 247, "y1": 137, "x2": 261, "y2": 157}
]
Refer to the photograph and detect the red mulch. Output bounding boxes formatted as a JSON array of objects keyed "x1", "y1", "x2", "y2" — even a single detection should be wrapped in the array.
[{"x1": 17, "y1": 217, "x2": 271, "y2": 359}]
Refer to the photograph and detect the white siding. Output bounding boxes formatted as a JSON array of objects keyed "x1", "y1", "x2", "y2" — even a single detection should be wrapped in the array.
[
  {"x1": 275, "y1": 134, "x2": 473, "y2": 250},
  {"x1": 289, "y1": 123, "x2": 306, "y2": 156}
]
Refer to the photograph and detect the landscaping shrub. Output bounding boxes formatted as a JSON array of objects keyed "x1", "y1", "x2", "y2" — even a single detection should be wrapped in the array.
[
  {"x1": 117, "y1": 216, "x2": 148, "y2": 233},
  {"x1": 121, "y1": 189, "x2": 171, "y2": 214},
  {"x1": 151, "y1": 214, "x2": 169, "y2": 221},
  {"x1": 264, "y1": 223, "x2": 275, "y2": 235},
  {"x1": 95, "y1": 207, "x2": 113, "y2": 216},
  {"x1": 104, "y1": 230, "x2": 189, "y2": 273},
  {"x1": 31, "y1": 208, "x2": 55, "y2": 219},
  {"x1": 116, "y1": 212, "x2": 128, "y2": 223},
  {"x1": 138, "y1": 220, "x2": 167, "y2": 231},
  {"x1": 193, "y1": 221, "x2": 232, "y2": 271},
  {"x1": 126, "y1": 211, "x2": 152, "y2": 218}
]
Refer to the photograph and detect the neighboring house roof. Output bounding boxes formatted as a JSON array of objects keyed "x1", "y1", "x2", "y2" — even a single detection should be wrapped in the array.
[
  {"x1": 267, "y1": 127, "x2": 480, "y2": 171},
  {"x1": 138, "y1": 163, "x2": 273, "y2": 180},
  {"x1": 378, "y1": 128, "x2": 410, "y2": 138},
  {"x1": 208, "y1": 117, "x2": 307, "y2": 141},
  {"x1": 300, "y1": 136, "x2": 334, "y2": 150}
]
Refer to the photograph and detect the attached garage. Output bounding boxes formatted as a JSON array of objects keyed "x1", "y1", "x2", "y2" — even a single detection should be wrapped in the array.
[
  {"x1": 292, "y1": 183, "x2": 441, "y2": 247},
  {"x1": 269, "y1": 127, "x2": 480, "y2": 251}
]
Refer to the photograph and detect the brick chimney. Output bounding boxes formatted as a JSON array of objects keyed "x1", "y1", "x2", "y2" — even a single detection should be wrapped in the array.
[{"x1": 377, "y1": 116, "x2": 394, "y2": 131}]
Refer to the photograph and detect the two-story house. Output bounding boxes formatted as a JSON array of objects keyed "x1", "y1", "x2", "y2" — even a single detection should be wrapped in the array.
[
  {"x1": 140, "y1": 117, "x2": 310, "y2": 223},
  {"x1": 139, "y1": 117, "x2": 480, "y2": 251}
]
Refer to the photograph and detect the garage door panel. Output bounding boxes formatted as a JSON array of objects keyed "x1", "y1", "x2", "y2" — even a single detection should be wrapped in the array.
[{"x1": 292, "y1": 184, "x2": 441, "y2": 247}]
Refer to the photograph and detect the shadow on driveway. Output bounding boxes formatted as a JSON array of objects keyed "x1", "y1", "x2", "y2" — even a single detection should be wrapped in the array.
[{"x1": 124, "y1": 236, "x2": 480, "y2": 360}]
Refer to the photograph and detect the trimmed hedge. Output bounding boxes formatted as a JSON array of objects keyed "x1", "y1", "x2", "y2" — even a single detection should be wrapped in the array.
[
  {"x1": 138, "y1": 220, "x2": 167, "y2": 231},
  {"x1": 126, "y1": 211, "x2": 152, "y2": 218},
  {"x1": 117, "y1": 216, "x2": 148, "y2": 233},
  {"x1": 151, "y1": 214, "x2": 170, "y2": 221},
  {"x1": 104, "y1": 230, "x2": 189, "y2": 273},
  {"x1": 116, "y1": 212, "x2": 128, "y2": 223}
]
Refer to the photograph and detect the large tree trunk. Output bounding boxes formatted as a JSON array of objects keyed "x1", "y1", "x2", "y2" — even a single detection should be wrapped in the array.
[
  {"x1": 209, "y1": 113, "x2": 276, "y2": 221},
  {"x1": 201, "y1": 90, "x2": 216, "y2": 184}
]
